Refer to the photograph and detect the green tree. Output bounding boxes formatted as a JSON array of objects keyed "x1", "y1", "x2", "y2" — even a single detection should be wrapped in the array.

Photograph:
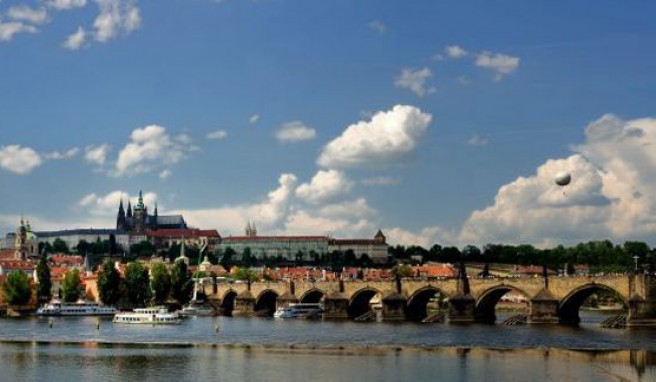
[
  {"x1": 61, "y1": 269, "x2": 83, "y2": 302},
  {"x1": 220, "y1": 247, "x2": 236, "y2": 270},
  {"x1": 170, "y1": 260, "x2": 193, "y2": 305},
  {"x1": 36, "y1": 257, "x2": 52, "y2": 303},
  {"x1": 97, "y1": 260, "x2": 122, "y2": 305},
  {"x1": 129, "y1": 240, "x2": 156, "y2": 258},
  {"x1": 391, "y1": 264, "x2": 414, "y2": 278},
  {"x1": 52, "y1": 238, "x2": 69, "y2": 254},
  {"x1": 2, "y1": 271, "x2": 32, "y2": 305},
  {"x1": 76, "y1": 240, "x2": 91, "y2": 255},
  {"x1": 150, "y1": 262, "x2": 171, "y2": 305},
  {"x1": 124, "y1": 262, "x2": 151, "y2": 307},
  {"x1": 234, "y1": 267, "x2": 258, "y2": 282}
]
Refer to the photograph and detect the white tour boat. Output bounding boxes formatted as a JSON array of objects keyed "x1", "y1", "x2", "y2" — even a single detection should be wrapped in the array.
[
  {"x1": 178, "y1": 300, "x2": 216, "y2": 317},
  {"x1": 112, "y1": 307, "x2": 182, "y2": 325},
  {"x1": 36, "y1": 300, "x2": 117, "y2": 316},
  {"x1": 273, "y1": 303, "x2": 323, "y2": 319}
]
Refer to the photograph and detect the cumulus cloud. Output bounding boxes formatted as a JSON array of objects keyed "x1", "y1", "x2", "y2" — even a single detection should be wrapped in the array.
[
  {"x1": 445, "y1": 45, "x2": 467, "y2": 59},
  {"x1": 0, "y1": 18, "x2": 38, "y2": 42},
  {"x1": 0, "y1": 145, "x2": 43, "y2": 174},
  {"x1": 62, "y1": 26, "x2": 86, "y2": 50},
  {"x1": 394, "y1": 67, "x2": 436, "y2": 97},
  {"x1": 295, "y1": 170, "x2": 352, "y2": 204},
  {"x1": 93, "y1": 0, "x2": 141, "y2": 42},
  {"x1": 7, "y1": 5, "x2": 48, "y2": 25},
  {"x1": 384, "y1": 226, "x2": 455, "y2": 248},
  {"x1": 84, "y1": 144, "x2": 111, "y2": 166},
  {"x1": 47, "y1": 0, "x2": 88, "y2": 10},
  {"x1": 206, "y1": 130, "x2": 227, "y2": 140},
  {"x1": 475, "y1": 51, "x2": 520, "y2": 80},
  {"x1": 44, "y1": 147, "x2": 80, "y2": 160},
  {"x1": 275, "y1": 121, "x2": 316, "y2": 142},
  {"x1": 249, "y1": 114, "x2": 260, "y2": 124},
  {"x1": 459, "y1": 114, "x2": 656, "y2": 247},
  {"x1": 159, "y1": 169, "x2": 172, "y2": 180},
  {"x1": 79, "y1": 190, "x2": 157, "y2": 216},
  {"x1": 317, "y1": 104, "x2": 432, "y2": 168},
  {"x1": 368, "y1": 19, "x2": 386, "y2": 34},
  {"x1": 113, "y1": 125, "x2": 195, "y2": 177},
  {"x1": 467, "y1": 134, "x2": 488, "y2": 146},
  {"x1": 318, "y1": 198, "x2": 376, "y2": 219}
]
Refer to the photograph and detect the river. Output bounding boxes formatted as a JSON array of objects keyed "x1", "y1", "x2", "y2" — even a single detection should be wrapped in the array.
[{"x1": 1, "y1": 311, "x2": 655, "y2": 381}]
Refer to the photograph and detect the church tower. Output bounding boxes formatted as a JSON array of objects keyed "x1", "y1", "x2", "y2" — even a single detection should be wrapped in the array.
[
  {"x1": 116, "y1": 199, "x2": 126, "y2": 230},
  {"x1": 14, "y1": 218, "x2": 28, "y2": 260},
  {"x1": 133, "y1": 190, "x2": 147, "y2": 234}
]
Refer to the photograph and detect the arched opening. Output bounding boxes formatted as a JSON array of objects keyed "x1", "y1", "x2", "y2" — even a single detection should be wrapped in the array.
[
  {"x1": 300, "y1": 289, "x2": 324, "y2": 304},
  {"x1": 559, "y1": 284, "x2": 628, "y2": 325},
  {"x1": 406, "y1": 287, "x2": 450, "y2": 322},
  {"x1": 348, "y1": 289, "x2": 379, "y2": 319},
  {"x1": 254, "y1": 290, "x2": 279, "y2": 317},
  {"x1": 475, "y1": 286, "x2": 530, "y2": 324},
  {"x1": 221, "y1": 290, "x2": 237, "y2": 316}
]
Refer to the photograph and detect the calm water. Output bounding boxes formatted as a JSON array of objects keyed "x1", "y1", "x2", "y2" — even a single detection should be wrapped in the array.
[{"x1": 1, "y1": 312, "x2": 655, "y2": 381}]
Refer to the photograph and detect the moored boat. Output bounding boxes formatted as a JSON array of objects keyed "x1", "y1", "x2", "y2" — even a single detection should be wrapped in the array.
[
  {"x1": 112, "y1": 307, "x2": 182, "y2": 325},
  {"x1": 273, "y1": 303, "x2": 323, "y2": 319},
  {"x1": 178, "y1": 300, "x2": 216, "y2": 317},
  {"x1": 36, "y1": 300, "x2": 117, "y2": 316}
]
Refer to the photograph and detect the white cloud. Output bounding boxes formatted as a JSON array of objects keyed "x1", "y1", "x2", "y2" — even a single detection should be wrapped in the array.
[
  {"x1": 84, "y1": 144, "x2": 111, "y2": 166},
  {"x1": 275, "y1": 121, "x2": 316, "y2": 142},
  {"x1": 249, "y1": 114, "x2": 260, "y2": 124},
  {"x1": 79, "y1": 190, "x2": 157, "y2": 216},
  {"x1": 445, "y1": 45, "x2": 468, "y2": 59},
  {"x1": 0, "y1": 18, "x2": 38, "y2": 42},
  {"x1": 113, "y1": 125, "x2": 195, "y2": 177},
  {"x1": 62, "y1": 26, "x2": 86, "y2": 50},
  {"x1": 467, "y1": 134, "x2": 488, "y2": 146},
  {"x1": 206, "y1": 130, "x2": 228, "y2": 140},
  {"x1": 361, "y1": 176, "x2": 400, "y2": 186},
  {"x1": 459, "y1": 114, "x2": 656, "y2": 247},
  {"x1": 7, "y1": 5, "x2": 48, "y2": 25},
  {"x1": 284, "y1": 210, "x2": 372, "y2": 237},
  {"x1": 295, "y1": 170, "x2": 352, "y2": 204},
  {"x1": 368, "y1": 19, "x2": 385, "y2": 34},
  {"x1": 44, "y1": 147, "x2": 80, "y2": 160},
  {"x1": 47, "y1": 0, "x2": 88, "y2": 10},
  {"x1": 318, "y1": 104, "x2": 432, "y2": 168},
  {"x1": 319, "y1": 198, "x2": 376, "y2": 219},
  {"x1": 394, "y1": 67, "x2": 436, "y2": 97},
  {"x1": 93, "y1": 0, "x2": 141, "y2": 42},
  {"x1": 384, "y1": 226, "x2": 455, "y2": 248},
  {"x1": 475, "y1": 51, "x2": 520, "y2": 80},
  {"x1": 0, "y1": 145, "x2": 43, "y2": 174},
  {"x1": 159, "y1": 169, "x2": 172, "y2": 180}
]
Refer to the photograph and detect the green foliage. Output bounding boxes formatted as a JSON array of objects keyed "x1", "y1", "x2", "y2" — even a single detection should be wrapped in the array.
[
  {"x1": 97, "y1": 260, "x2": 122, "y2": 305},
  {"x1": 220, "y1": 247, "x2": 236, "y2": 270},
  {"x1": 2, "y1": 271, "x2": 32, "y2": 305},
  {"x1": 52, "y1": 238, "x2": 69, "y2": 254},
  {"x1": 129, "y1": 240, "x2": 156, "y2": 258},
  {"x1": 170, "y1": 260, "x2": 193, "y2": 305},
  {"x1": 61, "y1": 269, "x2": 83, "y2": 303},
  {"x1": 233, "y1": 267, "x2": 258, "y2": 282},
  {"x1": 150, "y1": 262, "x2": 171, "y2": 305},
  {"x1": 391, "y1": 264, "x2": 414, "y2": 278},
  {"x1": 124, "y1": 262, "x2": 151, "y2": 306},
  {"x1": 36, "y1": 257, "x2": 52, "y2": 303}
]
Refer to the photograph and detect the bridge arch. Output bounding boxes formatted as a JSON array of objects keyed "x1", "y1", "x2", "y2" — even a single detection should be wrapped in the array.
[
  {"x1": 300, "y1": 288, "x2": 325, "y2": 304},
  {"x1": 558, "y1": 283, "x2": 628, "y2": 325},
  {"x1": 348, "y1": 287, "x2": 382, "y2": 319},
  {"x1": 254, "y1": 289, "x2": 279, "y2": 317},
  {"x1": 475, "y1": 285, "x2": 531, "y2": 324},
  {"x1": 406, "y1": 286, "x2": 451, "y2": 322},
  {"x1": 221, "y1": 290, "x2": 238, "y2": 316}
]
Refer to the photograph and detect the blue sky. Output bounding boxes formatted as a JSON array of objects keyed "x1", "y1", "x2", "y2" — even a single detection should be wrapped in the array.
[{"x1": 2, "y1": 0, "x2": 656, "y2": 248}]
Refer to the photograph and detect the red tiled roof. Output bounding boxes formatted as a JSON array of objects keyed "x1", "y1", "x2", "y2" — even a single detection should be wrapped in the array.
[
  {"x1": 0, "y1": 260, "x2": 36, "y2": 271},
  {"x1": 0, "y1": 250, "x2": 14, "y2": 260},
  {"x1": 146, "y1": 229, "x2": 220, "y2": 238}
]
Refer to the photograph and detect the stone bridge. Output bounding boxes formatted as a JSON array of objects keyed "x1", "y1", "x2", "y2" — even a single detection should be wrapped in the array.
[{"x1": 202, "y1": 273, "x2": 656, "y2": 326}]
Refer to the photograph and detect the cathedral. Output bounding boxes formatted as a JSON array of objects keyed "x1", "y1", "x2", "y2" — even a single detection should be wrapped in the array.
[{"x1": 116, "y1": 191, "x2": 187, "y2": 234}]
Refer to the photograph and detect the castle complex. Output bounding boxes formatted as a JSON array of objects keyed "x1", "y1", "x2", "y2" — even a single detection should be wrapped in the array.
[{"x1": 116, "y1": 191, "x2": 187, "y2": 234}]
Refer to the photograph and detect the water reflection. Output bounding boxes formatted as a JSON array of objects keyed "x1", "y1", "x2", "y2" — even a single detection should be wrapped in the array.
[{"x1": 1, "y1": 343, "x2": 653, "y2": 382}]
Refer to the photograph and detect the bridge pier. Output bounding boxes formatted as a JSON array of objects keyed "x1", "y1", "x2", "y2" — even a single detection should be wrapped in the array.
[
  {"x1": 381, "y1": 293, "x2": 406, "y2": 322},
  {"x1": 277, "y1": 292, "x2": 299, "y2": 310},
  {"x1": 627, "y1": 274, "x2": 656, "y2": 327},
  {"x1": 528, "y1": 289, "x2": 559, "y2": 324},
  {"x1": 323, "y1": 293, "x2": 350, "y2": 319},
  {"x1": 232, "y1": 291, "x2": 256, "y2": 317},
  {"x1": 447, "y1": 294, "x2": 476, "y2": 323}
]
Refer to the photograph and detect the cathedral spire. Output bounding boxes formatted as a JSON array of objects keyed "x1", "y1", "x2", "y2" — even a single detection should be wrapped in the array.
[{"x1": 127, "y1": 201, "x2": 133, "y2": 218}]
